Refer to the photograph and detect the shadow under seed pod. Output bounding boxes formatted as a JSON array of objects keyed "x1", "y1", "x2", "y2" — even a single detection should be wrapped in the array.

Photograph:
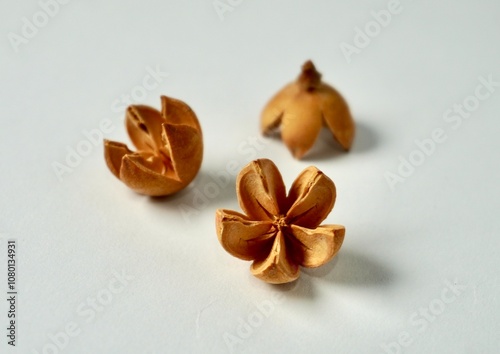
[
  {"x1": 303, "y1": 249, "x2": 395, "y2": 288},
  {"x1": 301, "y1": 121, "x2": 379, "y2": 161},
  {"x1": 147, "y1": 169, "x2": 237, "y2": 212}
]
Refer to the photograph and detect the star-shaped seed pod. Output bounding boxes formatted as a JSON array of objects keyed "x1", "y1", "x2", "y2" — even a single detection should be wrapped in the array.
[
  {"x1": 104, "y1": 96, "x2": 203, "y2": 196},
  {"x1": 261, "y1": 60, "x2": 355, "y2": 159},
  {"x1": 215, "y1": 158, "x2": 345, "y2": 284}
]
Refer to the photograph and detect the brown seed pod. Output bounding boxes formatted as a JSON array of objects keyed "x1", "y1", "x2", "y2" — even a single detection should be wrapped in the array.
[
  {"x1": 215, "y1": 158, "x2": 345, "y2": 284},
  {"x1": 104, "y1": 96, "x2": 203, "y2": 196},
  {"x1": 261, "y1": 60, "x2": 355, "y2": 159}
]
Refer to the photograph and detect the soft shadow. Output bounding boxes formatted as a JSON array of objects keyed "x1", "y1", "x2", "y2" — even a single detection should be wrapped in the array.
[
  {"x1": 147, "y1": 169, "x2": 236, "y2": 210},
  {"x1": 351, "y1": 121, "x2": 379, "y2": 154},
  {"x1": 268, "y1": 276, "x2": 317, "y2": 300},
  {"x1": 263, "y1": 130, "x2": 282, "y2": 140},
  {"x1": 301, "y1": 121, "x2": 379, "y2": 161},
  {"x1": 246, "y1": 247, "x2": 394, "y2": 301},
  {"x1": 247, "y1": 267, "x2": 317, "y2": 299},
  {"x1": 303, "y1": 249, "x2": 395, "y2": 288},
  {"x1": 247, "y1": 248, "x2": 394, "y2": 301},
  {"x1": 301, "y1": 129, "x2": 345, "y2": 161}
]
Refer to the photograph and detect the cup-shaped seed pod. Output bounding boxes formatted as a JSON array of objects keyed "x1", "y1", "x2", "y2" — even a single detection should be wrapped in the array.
[
  {"x1": 104, "y1": 95, "x2": 203, "y2": 196},
  {"x1": 261, "y1": 60, "x2": 355, "y2": 159}
]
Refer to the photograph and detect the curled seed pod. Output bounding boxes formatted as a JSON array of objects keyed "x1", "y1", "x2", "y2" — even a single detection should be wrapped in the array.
[{"x1": 104, "y1": 96, "x2": 203, "y2": 196}]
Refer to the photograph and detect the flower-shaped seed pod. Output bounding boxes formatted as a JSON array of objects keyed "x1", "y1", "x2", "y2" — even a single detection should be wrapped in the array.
[
  {"x1": 104, "y1": 96, "x2": 203, "y2": 196},
  {"x1": 215, "y1": 159, "x2": 345, "y2": 284},
  {"x1": 261, "y1": 60, "x2": 355, "y2": 159}
]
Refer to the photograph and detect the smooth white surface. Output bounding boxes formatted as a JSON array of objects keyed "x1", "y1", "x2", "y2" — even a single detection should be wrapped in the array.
[{"x1": 1, "y1": 1, "x2": 500, "y2": 353}]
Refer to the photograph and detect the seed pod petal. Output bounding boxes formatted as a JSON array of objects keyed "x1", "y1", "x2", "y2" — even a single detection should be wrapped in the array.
[
  {"x1": 104, "y1": 140, "x2": 132, "y2": 178},
  {"x1": 215, "y1": 209, "x2": 276, "y2": 260},
  {"x1": 161, "y1": 95, "x2": 202, "y2": 131},
  {"x1": 161, "y1": 123, "x2": 203, "y2": 182},
  {"x1": 118, "y1": 153, "x2": 183, "y2": 196},
  {"x1": 280, "y1": 94, "x2": 323, "y2": 159},
  {"x1": 286, "y1": 166, "x2": 336, "y2": 228},
  {"x1": 319, "y1": 84, "x2": 355, "y2": 150},
  {"x1": 261, "y1": 83, "x2": 299, "y2": 135},
  {"x1": 288, "y1": 224, "x2": 345, "y2": 268},
  {"x1": 251, "y1": 231, "x2": 300, "y2": 284},
  {"x1": 126, "y1": 105, "x2": 165, "y2": 152},
  {"x1": 237, "y1": 159, "x2": 287, "y2": 221}
]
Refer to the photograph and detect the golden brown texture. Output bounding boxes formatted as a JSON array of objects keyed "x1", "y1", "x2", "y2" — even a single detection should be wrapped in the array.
[
  {"x1": 261, "y1": 60, "x2": 355, "y2": 159},
  {"x1": 215, "y1": 159, "x2": 345, "y2": 284},
  {"x1": 104, "y1": 96, "x2": 203, "y2": 196}
]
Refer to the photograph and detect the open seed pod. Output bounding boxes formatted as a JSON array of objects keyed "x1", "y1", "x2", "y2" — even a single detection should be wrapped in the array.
[
  {"x1": 104, "y1": 96, "x2": 203, "y2": 196},
  {"x1": 216, "y1": 158, "x2": 345, "y2": 284},
  {"x1": 261, "y1": 60, "x2": 355, "y2": 159}
]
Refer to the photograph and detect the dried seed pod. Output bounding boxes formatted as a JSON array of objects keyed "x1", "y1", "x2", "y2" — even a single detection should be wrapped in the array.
[
  {"x1": 104, "y1": 96, "x2": 203, "y2": 196},
  {"x1": 216, "y1": 158, "x2": 345, "y2": 284},
  {"x1": 261, "y1": 60, "x2": 355, "y2": 159}
]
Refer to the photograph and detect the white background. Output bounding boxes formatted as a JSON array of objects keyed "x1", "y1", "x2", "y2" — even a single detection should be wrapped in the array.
[{"x1": 1, "y1": 0, "x2": 500, "y2": 353}]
